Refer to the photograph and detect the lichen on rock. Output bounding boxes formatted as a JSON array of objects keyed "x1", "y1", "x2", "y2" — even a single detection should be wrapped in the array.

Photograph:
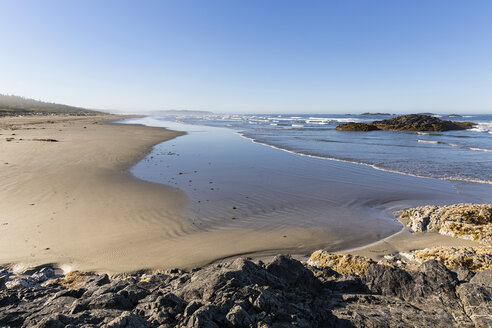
[
  {"x1": 411, "y1": 246, "x2": 492, "y2": 271},
  {"x1": 54, "y1": 270, "x2": 88, "y2": 289},
  {"x1": 310, "y1": 244, "x2": 491, "y2": 274},
  {"x1": 307, "y1": 250, "x2": 375, "y2": 275},
  {"x1": 398, "y1": 203, "x2": 492, "y2": 245}
]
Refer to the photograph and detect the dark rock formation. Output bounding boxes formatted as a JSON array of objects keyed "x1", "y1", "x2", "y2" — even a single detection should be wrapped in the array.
[
  {"x1": 1, "y1": 255, "x2": 491, "y2": 327},
  {"x1": 334, "y1": 123, "x2": 380, "y2": 131},
  {"x1": 373, "y1": 114, "x2": 475, "y2": 131},
  {"x1": 336, "y1": 114, "x2": 475, "y2": 132}
]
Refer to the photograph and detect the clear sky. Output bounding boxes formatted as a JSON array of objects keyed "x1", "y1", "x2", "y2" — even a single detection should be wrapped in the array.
[{"x1": 0, "y1": 0, "x2": 491, "y2": 113}]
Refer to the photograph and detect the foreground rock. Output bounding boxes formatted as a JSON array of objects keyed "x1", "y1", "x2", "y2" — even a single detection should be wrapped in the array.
[
  {"x1": 399, "y1": 203, "x2": 492, "y2": 245},
  {"x1": 1, "y1": 254, "x2": 491, "y2": 327},
  {"x1": 336, "y1": 114, "x2": 475, "y2": 132}
]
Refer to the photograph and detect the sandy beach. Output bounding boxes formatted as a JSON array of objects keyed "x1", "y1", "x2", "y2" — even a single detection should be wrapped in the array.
[
  {"x1": 0, "y1": 115, "x2": 190, "y2": 272},
  {"x1": 0, "y1": 115, "x2": 488, "y2": 274}
]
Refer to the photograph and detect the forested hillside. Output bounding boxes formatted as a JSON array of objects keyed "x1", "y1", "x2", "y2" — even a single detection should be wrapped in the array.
[{"x1": 0, "y1": 94, "x2": 102, "y2": 116}]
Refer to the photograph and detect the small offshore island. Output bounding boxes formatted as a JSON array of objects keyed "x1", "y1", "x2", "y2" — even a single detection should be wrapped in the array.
[
  {"x1": 335, "y1": 114, "x2": 475, "y2": 132},
  {"x1": 0, "y1": 96, "x2": 491, "y2": 327}
]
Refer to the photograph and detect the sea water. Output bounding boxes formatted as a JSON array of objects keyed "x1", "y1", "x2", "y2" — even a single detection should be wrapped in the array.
[
  {"x1": 168, "y1": 113, "x2": 492, "y2": 184},
  {"x1": 121, "y1": 115, "x2": 492, "y2": 252}
]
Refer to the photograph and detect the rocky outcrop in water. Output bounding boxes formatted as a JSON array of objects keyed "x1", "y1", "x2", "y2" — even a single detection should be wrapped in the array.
[
  {"x1": 336, "y1": 114, "x2": 475, "y2": 132},
  {"x1": 399, "y1": 203, "x2": 492, "y2": 245},
  {"x1": 334, "y1": 122, "x2": 380, "y2": 131},
  {"x1": 1, "y1": 254, "x2": 491, "y2": 327}
]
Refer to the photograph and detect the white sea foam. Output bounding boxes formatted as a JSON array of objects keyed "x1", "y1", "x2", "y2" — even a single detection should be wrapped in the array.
[
  {"x1": 269, "y1": 117, "x2": 296, "y2": 121},
  {"x1": 469, "y1": 147, "x2": 492, "y2": 153},
  {"x1": 445, "y1": 177, "x2": 492, "y2": 185},
  {"x1": 305, "y1": 119, "x2": 331, "y2": 124},
  {"x1": 471, "y1": 122, "x2": 492, "y2": 134},
  {"x1": 307, "y1": 117, "x2": 366, "y2": 123},
  {"x1": 448, "y1": 143, "x2": 492, "y2": 152},
  {"x1": 418, "y1": 139, "x2": 440, "y2": 144},
  {"x1": 417, "y1": 132, "x2": 430, "y2": 135}
]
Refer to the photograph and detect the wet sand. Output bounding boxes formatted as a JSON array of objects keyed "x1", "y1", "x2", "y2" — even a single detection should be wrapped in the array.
[
  {"x1": 1, "y1": 115, "x2": 490, "y2": 273},
  {"x1": 0, "y1": 116, "x2": 355, "y2": 273},
  {"x1": 128, "y1": 117, "x2": 492, "y2": 260}
]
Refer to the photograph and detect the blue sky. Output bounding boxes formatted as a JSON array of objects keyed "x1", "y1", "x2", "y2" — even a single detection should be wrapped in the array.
[{"x1": 0, "y1": 1, "x2": 491, "y2": 113}]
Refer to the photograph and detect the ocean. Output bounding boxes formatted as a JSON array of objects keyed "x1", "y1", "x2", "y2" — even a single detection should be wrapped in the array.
[{"x1": 168, "y1": 113, "x2": 492, "y2": 185}]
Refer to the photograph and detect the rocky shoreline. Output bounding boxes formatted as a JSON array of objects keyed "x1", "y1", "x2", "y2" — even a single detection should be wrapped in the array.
[
  {"x1": 399, "y1": 203, "x2": 492, "y2": 245},
  {"x1": 1, "y1": 203, "x2": 491, "y2": 327},
  {"x1": 1, "y1": 255, "x2": 491, "y2": 327}
]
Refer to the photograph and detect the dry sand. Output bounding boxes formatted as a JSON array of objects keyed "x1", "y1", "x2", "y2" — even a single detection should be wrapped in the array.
[{"x1": 0, "y1": 115, "x2": 484, "y2": 273}]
